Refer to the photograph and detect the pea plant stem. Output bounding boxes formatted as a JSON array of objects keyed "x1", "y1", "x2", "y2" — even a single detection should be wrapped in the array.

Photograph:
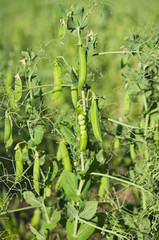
[
  {"x1": 0, "y1": 205, "x2": 41, "y2": 216},
  {"x1": 90, "y1": 172, "x2": 145, "y2": 191},
  {"x1": 92, "y1": 50, "x2": 159, "y2": 57},
  {"x1": 77, "y1": 217, "x2": 128, "y2": 239}
]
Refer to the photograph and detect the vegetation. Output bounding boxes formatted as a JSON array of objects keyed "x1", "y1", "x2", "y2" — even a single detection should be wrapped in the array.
[{"x1": 0, "y1": 1, "x2": 159, "y2": 239}]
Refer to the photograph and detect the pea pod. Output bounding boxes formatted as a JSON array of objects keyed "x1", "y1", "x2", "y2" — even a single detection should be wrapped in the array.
[
  {"x1": 33, "y1": 150, "x2": 40, "y2": 195},
  {"x1": 5, "y1": 72, "x2": 18, "y2": 109},
  {"x1": 91, "y1": 93, "x2": 102, "y2": 142},
  {"x1": 52, "y1": 60, "x2": 62, "y2": 100},
  {"x1": 31, "y1": 208, "x2": 41, "y2": 229},
  {"x1": 124, "y1": 92, "x2": 130, "y2": 116},
  {"x1": 5, "y1": 71, "x2": 13, "y2": 93},
  {"x1": 14, "y1": 73, "x2": 22, "y2": 102},
  {"x1": 71, "y1": 85, "x2": 78, "y2": 108},
  {"x1": 59, "y1": 140, "x2": 72, "y2": 172},
  {"x1": 70, "y1": 67, "x2": 78, "y2": 108},
  {"x1": 77, "y1": 107, "x2": 87, "y2": 152},
  {"x1": 15, "y1": 144, "x2": 23, "y2": 182},
  {"x1": 78, "y1": 44, "x2": 87, "y2": 88},
  {"x1": 98, "y1": 176, "x2": 109, "y2": 197},
  {"x1": 130, "y1": 144, "x2": 136, "y2": 160},
  {"x1": 4, "y1": 111, "x2": 12, "y2": 144}
]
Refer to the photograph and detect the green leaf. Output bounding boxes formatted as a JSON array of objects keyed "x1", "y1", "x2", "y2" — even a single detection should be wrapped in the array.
[
  {"x1": 30, "y1": 225, "x2": 45, "y2": 240},
  {"x1": 28, "y1": 121, "x2": 45, "y2": 148},
  {"x1": 124, "y1": 215, "x2": 136, "y2": 229},
  {"x1": 79, "y1": 201, "x2": 97, "y2": 220},
  {"x1": 66, "y1": 217, "x2": 97, "y2": 240},
  {"x1": 59, "y1": 121, "x2": 78, "y2": 146},
  {"x1": 138, "y1": 217, "x2": 151, "y2": 233},
  {"x1": 21, "y1": 51, "x2": 30, "y2": 59},
  {"x1": 61, "y1": 170, "x2": 80, "y2": 202},
  {"x1": 46, "y1": 161, "x2": 58, "y2": 182},
  {"x1": 58, "y1": 19, "x2": 67, "y2": 39},
  {"x1": 14, "y1": 74, "x2": 22, "y2": 102},
  {"x1": 23, "y1": 191, "x2": 41, "y2": 207},
  {"x1": 76, "y1": 217, "x2": 97, "y2": 240},
  {"x1": 81, "y1": 179, "x2": 91, "y2": 199},
  {"x1": 66, "y1": 202, "x2": 78, "y2": 221},
  {"x1": 66, "y1": 220, "x2": 75, "y2": 240},
  {"x1": 67, "y1": 17, "x2": 77, "y2": 30},
  {"x1": 43, "y1": 210, "x2": 61, "y2": 231},
  {"x1": 121, "y1": 54, "x2": 128, "y2": 68}
]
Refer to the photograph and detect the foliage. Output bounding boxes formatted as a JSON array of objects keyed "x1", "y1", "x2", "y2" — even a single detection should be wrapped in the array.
[{"x1": 0, "y1": 1, "x2": 159, "y2": 240}]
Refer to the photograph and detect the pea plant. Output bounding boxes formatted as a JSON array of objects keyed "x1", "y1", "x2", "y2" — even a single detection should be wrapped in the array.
[{"x1": 0, "y1": 4, "x2": 159, "y2": 240}]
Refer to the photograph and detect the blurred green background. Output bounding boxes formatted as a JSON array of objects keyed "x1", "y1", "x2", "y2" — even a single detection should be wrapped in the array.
[{"x1": 1, "y1": 0, "x2": 159, "y2": 107}]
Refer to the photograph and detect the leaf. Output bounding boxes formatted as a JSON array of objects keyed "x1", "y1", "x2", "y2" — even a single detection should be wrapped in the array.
[
  {"x1": 23, "y1": 191, "x2": 41, "y2": 207},
  {"x1": 79, "y1": 201, "x2": 97, "y2": 220},
  {"x1": 30, "y1": 225, "x2": 45, "y2": 240},
  {"x1": 121, "y1": 54, "x2": 128, "y2": 68},
  {"x1": 76, "y1": 217, "x2": 97, "y2": 240},
  {"x1": 66, "y1": 202, "x2": 78, "y2": 221},
  {"x1": 43, "y1": 210, "x2": 61, "y2": 231},
  {"x1": 14, "y1": 74, "x2": 22, "y2": 102},
  {"x1": 59, "y1": 121, "x2": 78, "y2": 146},
  {"x1": 28, "y1": 121, "x2": 45, "y2": 148},
  {"x1": 67, "y1": 17, "x2": 77, "y2": 30},
  {"x1": 66, "y1": 220, "x2": 75, "y2": 240},
  {"x1": 138, "y1": 217, "x2": 151, "y2": 233},
  {"x1": 81, "y1": 179, "x2": 91, "y2": 199},
  {"x1": 66, "y1": 217, "x2": 97, "y2": 240},
  {"x1": 61, "y1": 170, "x2": 80, "y2": 202},
  {"x1": 123, "y1": 215, "x2": 136, "y2": 229},
  {"x1": 46, "y1": 161, "x2": 58, "y2": 182},
  {"x1": 58, "y1": 19, "x2": 67, "y2": 39}
]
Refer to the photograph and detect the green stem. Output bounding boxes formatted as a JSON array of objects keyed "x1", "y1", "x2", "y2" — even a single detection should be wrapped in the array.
[
  {"x1": 90, "y1": 172, "x2": 145, "y2": 191},
  {"x1": 0, "y1": 205, "x2": 41, "y2": 216},
  {"x1": 28, "y1": 75, "x2": 33, "y2": 100},
  {"x1": 77, "y1": 217, "x2": 129, "y2": 239},
  {"x1": 73, "y1": 216, "x2": 78, "y2": 237}
]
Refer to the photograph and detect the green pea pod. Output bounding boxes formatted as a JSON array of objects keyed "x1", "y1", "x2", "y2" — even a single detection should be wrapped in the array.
[
  {"x1": 77, "y1": 107, "x2": 87, "y2": 152},
  {"x1": 98, "y1": 176, "x2": 109, "y2": 197},
  {"x1": 91, "y1": 93, "x2": 102, "y2": 142},
  {"x1": 15, "y1": 144, "x2": 23, "y2": 182},
  {"x1": 113, "y1": 138, "x2": 120, "y2": 150},
  {"x1": 14, "y1": 74, "x2": 22, "y2": 102},
  {"x1": 78, "y1": 44, "x2": 87, "y2": 88},
  {"x1": 5, "y1": 72, "x2": 18, "y2": 109},
  {"x1": 31, "y1": 208, "x2": 41, "y2": 229},
  {"x1": 130, "y1": 144, "x2": 136, "y2": 160},
  {"x1": 5, "y1": 71, "x2": 13, "y2": 93},
  {"x1": 79, "y1": 130, "x2": 87, "y2": 152},
  {"x1": 52, "y1": 60, "x2": 62, "y2": 100},
  {"x1": 57, "y1": 143, "x2": 62, "y2": 161},
  {"x1": 4, "y1": 111, "x2": 11, "y2": 144},
  {"x1": 71, "y1": 85, "x2": 78, "y2": 108},
  {"x1": 33, "y1": 151, "x2": 40, "y2": 195},
  {"x1": 124, "y1": 92, "x2": 130, "y2": 115},
  {"x1": 59, "y1": 140, "x2": 72, "y2": 172},
  {"x1": 5, "y1": 123, "x2": 13, "y2": 148}
]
